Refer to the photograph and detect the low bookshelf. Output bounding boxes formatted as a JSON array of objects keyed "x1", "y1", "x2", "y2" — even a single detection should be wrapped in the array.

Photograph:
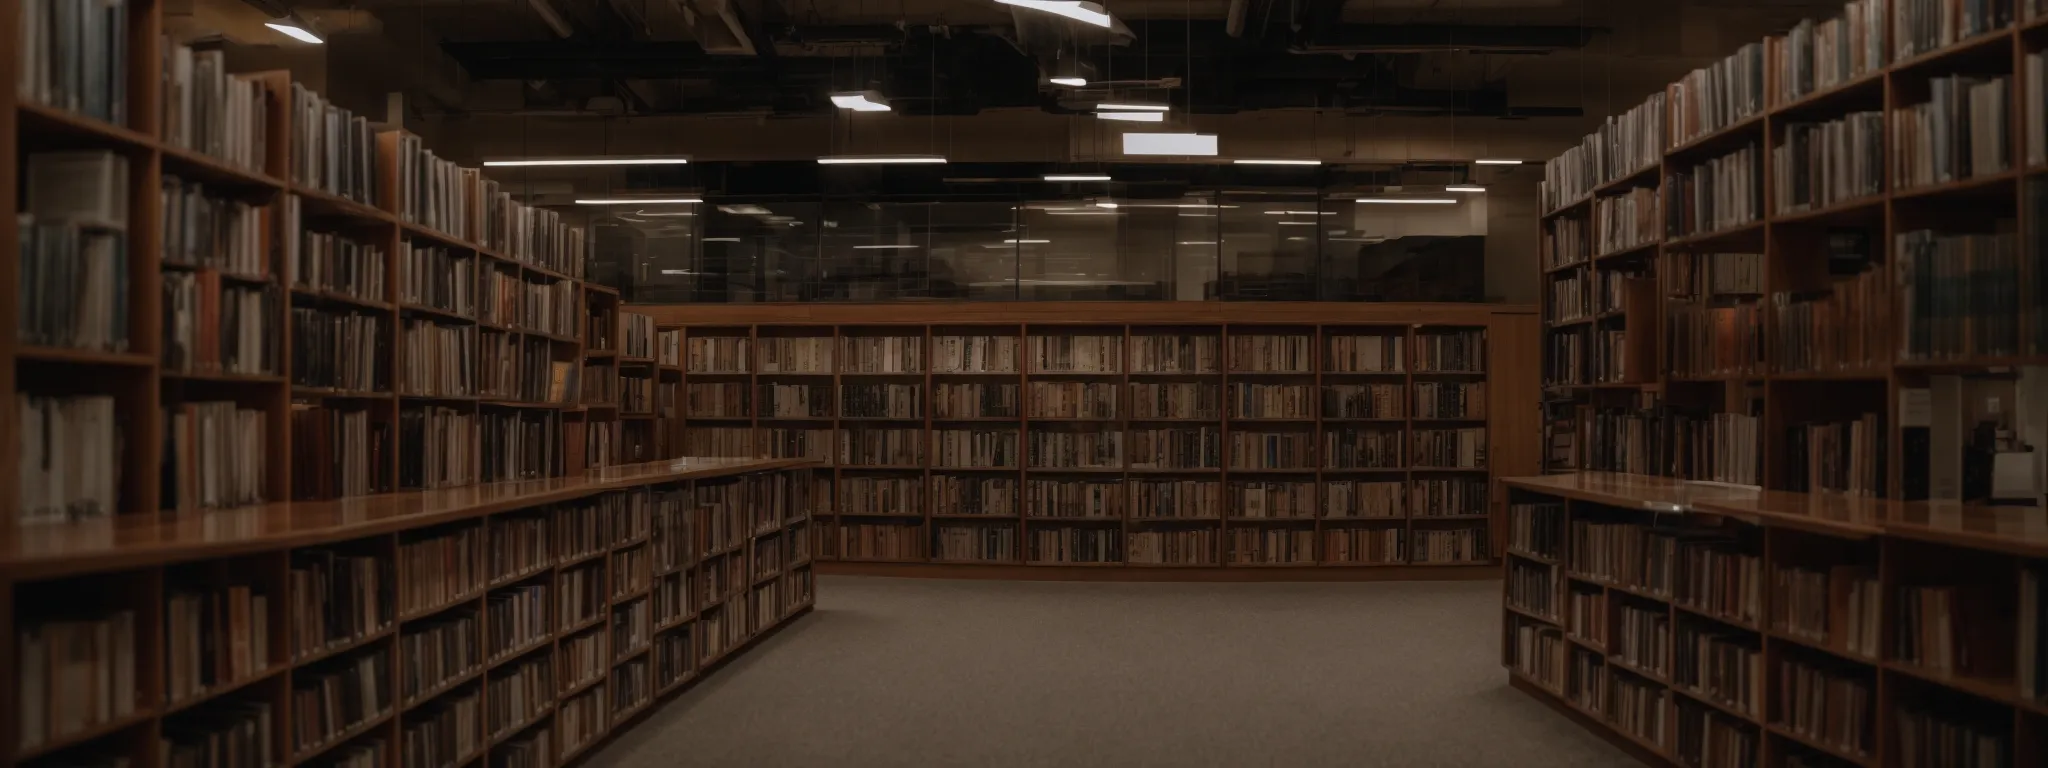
[
  {"x1": 0, "y1": 457, "x2": 822, "y2": 768},
  {"x1": 635, "y1": 302, "x2": 1541, "y2": 576},
  {"x1": 1502, "y1": 470, "x2": 2048, "y2": 768}
]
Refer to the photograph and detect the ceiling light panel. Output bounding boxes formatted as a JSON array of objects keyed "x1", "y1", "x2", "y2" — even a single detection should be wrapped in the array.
[
  {"x1": 485, "y1": 156, "x2": 689, "y2": 167},
  {"x1": 1122, "y1": 132, "x2": 1218, "y2": 156},
  {"x1": 1096, "y1": 111, "x2": 1165, "y2": 123}
]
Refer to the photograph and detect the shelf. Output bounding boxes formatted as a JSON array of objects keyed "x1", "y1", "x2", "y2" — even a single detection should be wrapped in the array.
[
  {"x1": 1890, "y1": 169, "x2": 2020, "y2": 203},
  {"x1": 488, "y1": 636, "x2": 554, "y2": 668},
  {"x1": 1023, "y1": 516, "x2": 1125, "y2": 523},
  {"x1": 1024, "y1": 467, "x2": 1125, "y2": 474},
  {"x1": 1541, "y1": 193, "x2": 1593, "y2": 220},
  {"x1": 403, "y1": 666, "x2": 486, "y2": 711},
  {"x1": 1889, "y1": 26, "x2": 2018, "y2": 78},
  {"x1": 1321, "y1": 515, "x2": 1408, "y2": 523},
  {"x1": 1763, "y1": 722, "x2": 1875, "y2": 767},
  {"x1": 160, "y1": 143, "x2": 286, "y2": 192},
  {"x1": 399, "y1": 303, "x2": 477, "y2": 324},
  {"x1": 930, "y1": 466, "x2": 1022, "y2": 472},
  {"x1": 1664, "y1": 111, "x2": 1764, "y2": 162},
  {"x1": 294, "y1": 624, "x2": 395, "y2": 666},
  {"x1": 161, "y1": 369, "x2": 287, "y2": 384},
  {"x1": 1672, "y1": 602, "x2": 1761, "y2": 633},
  {"x1": 1769, "y1": 194, "x2": 1885, "y2": 227},
  {"x1": 1768, "y1": 68, "x2": 1886, "y2": 120},
  {"x1": 1593, "y1": 163, "x2": 1661, "y2": 196},
  {"x1": 1506, "y1": 548, "x2": 1559, "y2": 566},
  {"x1": 1664, "y1": 220, "x2": 1765, "y2": 250},
  {"x1": 1126, "y1": 467, "x2": 1222, "y2": 474},
  {"x1": 487, "y1": 702, "x2": 556, "y2": 748},
  {"x1": 291, "y1": 710, "x2": 394, "y2": 765},
  {"x1": 559, "y1": 672, "x2": 606, "y2": 700},
  {"x1": 16, "y1": 346, "x2": 155, "y2": 368},
  {"x1": 1224, "y1": 516, "x2": 1317, "y2": 523},
  {"x1": 1605, "y1": 654, "x2": 1669, "y2": 685},
  {"x1": 289, "y1": 185, "x2": 397, "y2": 225},
  {"x1": 1670, "y1": 685, "x2": 1760, "y2": 725},
  {"x1": 1128, "y1": 516, "x2": 1222, "y2": 523},
  {"x1": 401, "y1": 222, "x2": 479, "y2": 252},
  {"x1": 1592, "y1": 241, "x2": 1658, "y2": 262},
  {"x1": 398, "y1": 587, "x2": 486, "y2": 622},
  {"x1": 289, "y1": 287, "x2": 393, "y2": 313}
]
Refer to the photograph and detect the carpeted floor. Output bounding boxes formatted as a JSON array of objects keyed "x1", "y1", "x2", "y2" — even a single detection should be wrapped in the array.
[{"x1": 583, "y1": 576, "x2": 1636, "y2": 768}]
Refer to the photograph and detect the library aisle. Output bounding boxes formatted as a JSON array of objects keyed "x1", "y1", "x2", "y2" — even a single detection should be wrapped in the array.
[{"x1": 582, "y1": 577, "x2": 1635, "y2": 768}]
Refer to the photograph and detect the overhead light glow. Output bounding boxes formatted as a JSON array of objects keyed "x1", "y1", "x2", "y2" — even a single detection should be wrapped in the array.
[
  {"x1": 994, "y1": 0, "x2": 1112, "y2": 28},
  {"x1": 634, "y1": 210, "x2": 696, "y2": 217},
  {"x1": 1178, "y1": 213, "x2": 1216, "y2": 218},
  {"x1": 1123, "y1": 132, "x2": 1217, "y2": 156},
  {"x1": 265, "y1": 20, "x2": 323, "y2": 44},
  {"x1": 1355, "y1": 197, "x2": 1457, "y2": 204},
  {"x1": 657, "y1": 269, "x2": 701, "y2": 275},
  {"x1": 719, "y1": 204, "x2": 772, "y2": 215},
  {"x1": 704, "y1": 237, "x2": 742, "y2": 242},
  {"x1": 484, "y1": 156, "x2": 688, "y2": 167},
  {"x1": 1095, "y1": 201, "x2": 1120, "y2": 209},
  {"x1": 829, "y1": 90, "x2": 892, "y2": 112},
  {"x1": 1446, "y1": 185, "x2": 1486, "y2": 193},
  {"x1": 1045, "y1": 174, "x2": 1112, "y2": 182},
  {"x1": 576, "y1": 197, "x2": 704, "y2": 204},
  {"x1": 1233, "y1": 159, "x2": 1321, "y2": 166},
  {"x1": 1177, "y1": 241, "x2": 1218, "y2": 245},
  {"x1": 1049, "y1": 77, "x2": 1088, "y2": 87},
  {"x1": 1276, "y1": 221, "x2": 1316, "y2": 226},
  {"x1": 1046, "y1": 211, "x2": 1120, "y2": 216},
  {"x1": 1097, "y1": 101, "x2": 1170, "y2": 112},
  {"x1": 1096, "y1": 111, "x2": 1165, "y2": 123},
  {"x1": 852, "y1": 244, "x2": 919, "y2": 250},
  {"x1": 1474, "y1": 158, "x2": 1524, "y2": 165},
  {"x1": 817, "y1": 154, "x2": 948, "y2": 165},
  {"x1": 1262, "y1": 211, "x2": 1334, "y2": 216}
]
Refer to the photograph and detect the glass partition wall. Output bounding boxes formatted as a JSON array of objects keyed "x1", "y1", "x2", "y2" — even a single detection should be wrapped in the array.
[{"x1": 588, "y1": 191, "x2": 1487, "y2": 304}]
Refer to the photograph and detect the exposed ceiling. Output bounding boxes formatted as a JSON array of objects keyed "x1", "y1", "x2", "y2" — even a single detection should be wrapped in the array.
[{"x1": 225, "y1": 0, "x2": 1846, "y2": 123}]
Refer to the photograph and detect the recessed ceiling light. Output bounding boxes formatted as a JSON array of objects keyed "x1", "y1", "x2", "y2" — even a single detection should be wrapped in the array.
[
  {"x1": 485, "y1": 156, "x2": 689, "y2": 167},
  {"x1": 1095, "y1": 201, "x2": 1120, "y2": 209},
  {"x1": 1045, "y1": 174, "x2": 1113, "y2": 182},
  {"x1": 704, "y1": 237, "x2": 742, "y2": 242},
  {"x1": 1049, "y1": 77, "x2": 1088, "y2": 86},
  {"x1": 1263, "y1": 211, "x2": 1334, "y2": 216},
  {"x1": 634, "y1": 210, "x2": 696, "y2": 217},
  {"x1": 1097, "y1": 111, "x2": 1165, "y2": 123},
  {"x1": 1233, "y1": 159, "x2": 1321, "y2": 166},
  {"x1": 1123, "y1": 132, "x2": 1217, "y2": 156},
  {"x1": 1046, "y1": 211, "x2": 1120, "y2": 216},
  {"x1": 851, "y1": 244, "x2": 919, "y2": 250},
  {"x1": 576, "y1": 197, "x2": 704, "y2": 204},
  {"x1": 817, "y1": 154, "x2": 948, "y2": 165},
  {"x1": 264, "y1": 17, "x2": 323, "y2": 44},
  {"x1": 994, "y1": 0, "x2": 1112, "y2": 27},
  {"x1": 829, "y1": 90, "x2": 892, "y2": 112},
  {"x1": 1474, "y1": 158, "x2": 1523, "y2": 165},
  {"x1": 1276, "y1": 221, "x2": 1317, "y2": 226},
  {"x1": 1177, "y1": 241, "x2": 1218, "y2": 245},
  {"x1": 1097, "y1": 101, "x2": 1170, "y2": 112},
  {"x1": 1446, "y1": 185, "x2": 1486, "y2": 193},
  {"x1": 1356, "y1": 197, "x2": 1457, "y2": 204}
]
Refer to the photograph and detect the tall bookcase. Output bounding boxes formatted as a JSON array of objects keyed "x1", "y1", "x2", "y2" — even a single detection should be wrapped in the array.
[
  {"x1": 641, "y1": 302, "x2": 1540, "y2": 573},
  {"x1": 3, "y1": 0, "x2": 603, "y2": 525},
  {"x1": 1539, "y1": 1, "x2": 2048, "y2": 502}
]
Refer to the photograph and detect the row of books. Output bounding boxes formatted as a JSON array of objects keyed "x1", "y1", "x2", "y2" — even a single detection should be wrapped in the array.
[
  {"x1": 1896, "y1": 227, "x2": 2025, "y2": 360},
  {"x1": 756, "y1": 337, "x2": 832, "y2": 373},
  {"x1": 1773, "y1": 111, "x2": 1884, "y2": 213},
  {"x1": 934, "y1": 335, "x2": 1018, "y2": 373},
  {"x1": 518, "y1": 276, "x2": 578, "y2": 338},
  {"x1": 292, "y1": 226, "x2": 385, "y2": 304},
  {"x1": 1029, "y1": 336, "x2": 1121, "y2": 373},
  {"x1": 1508, "y1": 502, "x2": 1565, "y2": 560},
  {"x1": 1892, "y1": 74, "x2": 2012, "y2": 189},
  {"x1": 290, "y1": 85, "x2": 379, "y2": 205},
  {"x1": 290, "y1": 648, "x2": 390, "y2": 754},
  {"x1": 1771, "y1": 271, "x2": 1885, "y2": 373},
  {"x1": 1786, "y1": 414, "x2": 1887, "y2": 497},
  {"x1": 1671, "y1": 252, "x2": 1763, "y2": 299},
  {"x1": 399, "y1": 612, "x2": 479, "y2": 704},
  {"x1": 400, "y1": 244, "x2": 475, "y2": 317},
  {"x1": 934, "y1": 382, "x2": 1019, "y2": 418},
  {"x1": 1593, "y1": 187, "x2": 1659, "y2": 256},
  {"x1": 17, "y1": 0, "x2": 129, "y2": 126},
  {"x1": 20, "y1": 152, "x2": 131, "y2": 352},
  {"x1": 1894, "y1": 0, "x2": 2013, "y2": 61},
  {"x1": 934, "y1": 523, "x2": 1018, "y2": 562},
  {"x1": 291, "y1": 406, "x2": 392, "y2": 499},
  {"x1": 623, "y1": 313, "x2": 655, "y2": 359},
  {"x1": 1669, "y1": 42, "x2": 1766, "y2": 146},
  {"x1": 1665, "y1": 142, "x2": 1762, "y2": 238},
  {"x1": 164, "y1": 176, "x2": 265, "y2": 276},
  {"x1": 657, "y1": 329, "x2": 682, "y2": 367},
  {"x1": 1768, "y1": 0, "x2": 1886, "y2": 106},
  {"x1": 1229, "y1": 383, "x2": 1314, "y2": 419},
  {"x1": 840, "y1": 337, "x2": 923, "y2": 373},
  {"x1": 401, "y1": 321, "x2": 475, "y2": 397},
  {"x1": 291, "y1": 307, "x2": 387, "y2": 392},
  {"x1": 163, "y1": 275, "x2": 279, "y2": 377},
  {"x1": 1508, "y1": 560, "x2": 1558, "y2": 618},
  {"x1": 932, "y1": 429, "x2": 1018, "y2": 468},
  {"x1": 1128, "y1": 427, "x2": 1221, "y2": 470},
  {"x1": 1548, "y1": 270, "x2": 1592, "y2": 324},
  {"x1": 1676, "y1": 620, "x2": 1761, "y2": 716},
  {"x1": 162, "y1": 400, "x2": 266, "y2": 510},
  {"x1": 1227, "y1": 335, "x2": 1313, "y2": 372},
  {"x1": 1543, "y1": 91, "x2": 1670, "y2": 211},
  {"x1": 1131, "y1": 335, "x2": 1217, "y2": 373},
  {"x1": 1666, "y1": 300, "x2": 1764, "y2": 378}
]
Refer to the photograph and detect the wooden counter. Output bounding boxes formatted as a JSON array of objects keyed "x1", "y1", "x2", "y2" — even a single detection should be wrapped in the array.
[{"x1": 0, "y1": 457, "x2": 816, "y2": 581}]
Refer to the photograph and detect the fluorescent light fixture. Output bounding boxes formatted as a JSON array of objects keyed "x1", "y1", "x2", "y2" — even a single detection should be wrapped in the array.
[
  {"x1": 1276, "y1": 221, "x2": 1316, "y2": 226},
  {"x1": 1003, "y1": 239, "x2": 1051, "y2": 244},
  {"x1": 829, "y1": 90, "x2": 892, "y2": 112},
  {"x1": 1097, "y1": 101, "x2": 1170, "y2": 112},
  {"x1": 1046, "y1": 211, "x2": 1120, "y2": 216},
  {"x1": 1095, "y1": 201, "x2": 1119, "y2": 209},
  {"x1": 994, "y1": 0, "x2": 1112, "y2": 27},
  {"x1": 657, "y1": 269, "x2": 702, "y2": 275},
  {"x1": 484, "y1": 156, "x2": 688, "y2": 167},
  {"x1": 1233, "y1": 159, "x2": 1321, "y2": 166},
  {"x1": 1474, "y1": 158, "x2": 1523, "y2": 165},
  {"x1": 1097, "y1": 111, "x2": 1165, "y2": 123},
  {"x1": 634, "y1": 210, "x2": 696, "y2": 217},
  {"x1": 1263, "y1": 211, "x2": 1334, "y2": 216},
  {"x1": 1446, "y1": 185, "x2": 1486, "y2": 193},
  {"x1": 576, "y1": 197, "x2": 704, "y2": 204},
  {"x1": 1355, "y1": 197, "x2": 1457, "y2": 204},
  {"x1": 1177, "y1": 241, "x2": 1218, "y2": 245},
  {"x1": 1286, "y1": 236, "x2": 1308, "y2": 241},
  {"x1": 1178, "y1": 213, "x2": 1216, "y2": 218},
  {"x1": 817, "y1": 154, "x2": 947, "y2": 165},
  {"x1": 1123, "y1": 132, "x2": 1217, "y2": 156},
  {"x1": 704, "y1": 237, "x2": 742, "y2": 242},
  {"x1": 852, "y1": 244, "x2": 919, "y2": 250},
  {"x1": 1049, "y1": 77, "x2": 1088, "y2": 86},
  {"x1": 719, "y1": 204, "x2": 772, "y2": 215},
  {"x1": 1045, "y1": 174, "x2": 1112, "y2": 182},
  {"x1": 265, "y1": 18, "x2": 323, "y2": 44}
]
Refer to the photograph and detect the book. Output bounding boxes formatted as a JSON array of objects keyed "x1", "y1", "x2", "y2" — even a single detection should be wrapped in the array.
[
  {"x1": 1024, "y1": 479, "x2": 1124, "y2": 518},
  {"x1": 1668, "y1": 42, "x2": 1765, "y2": 145},
  {"x1": 1130, "y1": 335, "x2": 1218, "y2": 373},
  {"x1": 291, "y1": 405, "x2": 391, "y2": 499},
  {"x1": 1227, "y1": 335, "x2": 1311, "y2": 373},
  {"x1": 14, "y1": 609, "x2": 138, "y2": 750},
  {"x1": 1665, "y1": 142, "x2": 1763, "y2": 237},
  {"x1": 289, "y1": 648, "x2": 390, "y2": 753},
  {"x1": 163, "y1": 176, "x2": 266, "y2": 275},
  {"x1": 163, "y1": 272, "x2": 280, "y2": 376},
  {"x1": 401, "y1": 320, "x2": 475, "y2": 397},
  {"x1": 1028, "y1": 335, "x2": 1121, "y2": 373},
  {"x1": 290, "y1": 84, "x2": 378, "y2": 205},
  {"x1": 1773, "y1": 111, "x2": 1885, "y2": 213},
  {"x1": 1893, "y1": 0, "x2": 2014, "y2": 61},
  {"x1": 1893, "y1": 74, "x2": 2013, "y2": 189},
  {"x1": 291, "y1": 307, "x2": 387, "y2": 392},
  {"x1": 759, "y1": 337, "x2": 832, "y2": 372},
  {"x1": 935, "y1": 523, "x2": 1018, "y2": 563},
  {"x1": 17, "y1": 0, "x2": 129, "y2": 124},
  {"x1": 840, "y1": 336, "x2": 923, "y2": 373},
  {"x1": 1896, "y1": 226, "x2": 2024, "y2": 360},
  {"x1": 161, "y1": 400, "x2": 266, "y2": 509},
  {"x1": 1767, "y1": 1, "x2": 1886, "y2": 105},
  {"x1": 1593, "y1": 186, "x2": 1660, "y2": 255},
  {"x1": 1325, "y1": 333, "x2": 1405, "y2": 373},
  {"x1": 160, "y1": 43, "x2": 268, "y2": 171},
  {"x1": 400, "y1": 243, "x2": 475, "y2": 317}
]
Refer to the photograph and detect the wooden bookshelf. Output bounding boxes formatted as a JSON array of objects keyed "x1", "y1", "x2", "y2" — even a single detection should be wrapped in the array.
[
  {"x1": 1538, "y1": 7, "x2": 2048, "y2": 502},
  {"x1": 1502, "y1": 470, "x2": 2048, "y2": 768},
  {"x1": 0, "y1": 457, "x2": 820, "y2": 768},
  {"x1": 634, "y1": 303, "x2": 1539, "y2": 573}
]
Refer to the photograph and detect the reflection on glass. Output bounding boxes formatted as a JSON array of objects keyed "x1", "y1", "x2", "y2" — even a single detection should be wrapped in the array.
[
  {"x1": 1322, "y1": 196, "x2": 1487, "y2": 302},
  {"x1": 579, "y1": 191, "x2": 1488, "y2": 303}
]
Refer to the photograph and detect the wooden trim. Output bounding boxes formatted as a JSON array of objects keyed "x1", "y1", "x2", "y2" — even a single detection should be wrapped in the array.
[
  {"x1": 633, "y1": 301, "x2": 1534, "y2": 326},
  {"x1": 817, "y1": 560, "x2": 1497, "y2": 582}
]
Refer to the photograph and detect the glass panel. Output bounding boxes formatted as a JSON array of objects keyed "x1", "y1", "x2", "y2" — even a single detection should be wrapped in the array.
[
  {"x1": 1216, "y1": 190, "x2": 1322, "y2": 301},
  {"x1": 1323, "y1": 194, "x2": 1488, "y2": 302}
]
